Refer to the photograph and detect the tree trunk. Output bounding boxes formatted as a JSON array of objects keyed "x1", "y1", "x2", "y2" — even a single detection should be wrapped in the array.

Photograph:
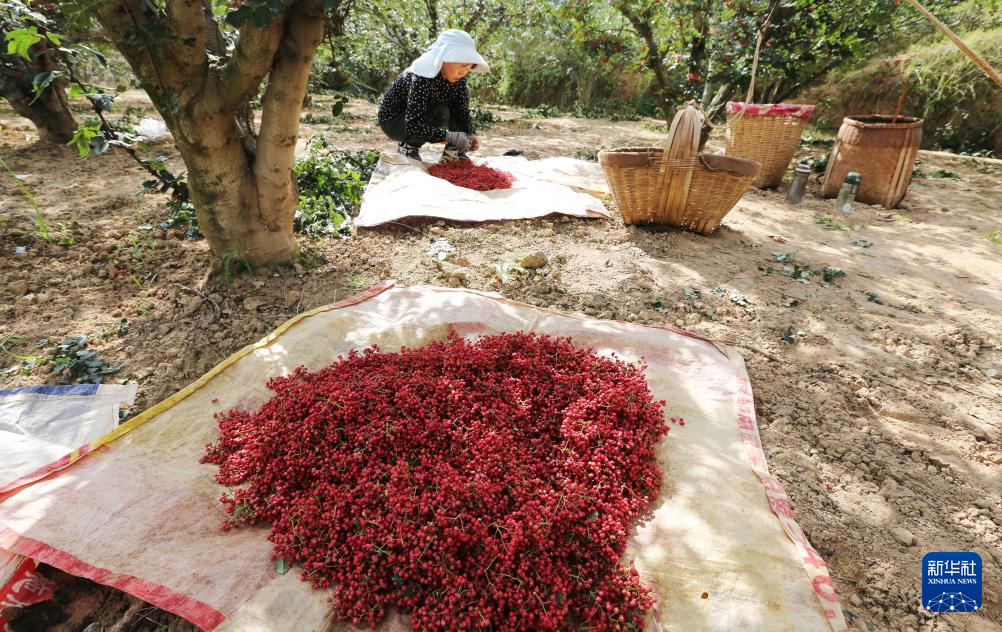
[
  {"x1": 0, "y1": 41, "x2": 77, "y2": 143},
  {"x1": 94, "y1": 0, "x2": 326, "y2": 266},
  {"x1": 616, "y1": 2, "x2": 674, "y2": 122}
]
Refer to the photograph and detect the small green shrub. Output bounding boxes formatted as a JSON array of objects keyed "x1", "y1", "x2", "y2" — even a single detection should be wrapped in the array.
[
  {"x1": 301, "y1": 113, "x2": 335, "y2": 125},
  {"x1": 471, "y1": 106, "x2": 498, "y2": 129},
  {"x1": 293, "y1": 137, "x2": 379, "y2": 239},
  {"x1": 522, "y1": 104, "x2": 562, "y2": 119},
  {"x1": 159, "y1": 198, "x2": 202, "y2": 239}
]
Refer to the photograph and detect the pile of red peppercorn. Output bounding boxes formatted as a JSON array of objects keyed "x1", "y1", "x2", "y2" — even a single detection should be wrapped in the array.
[
  {"x1": 428, "y1": 160, "x2": 515, "y2": 191},
  {"x1": 202, "y1": 333, "x2": 667, "y2": 631}
]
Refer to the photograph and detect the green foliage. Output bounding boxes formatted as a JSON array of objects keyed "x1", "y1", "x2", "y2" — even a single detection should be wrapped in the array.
[
  {"x1": 905, "y1": 28, "x2": 1002, "y2": 154},
  {"x1": 293, "y1": 136, "x2": 378, "y2": 239},
  {"x1": 301, "y1": 112, "x2": 334, "y2": 124},
  {"x1": 224, "y1": 0, "x2": 294, "y2": 28},
  {"x1": 49, "y1": 335, "x2": 124, "y2": 384},
  {"x1": 812, "y1": 25, "x2": 1002, "y2": 155},
  {"x1": 159, "y1": 198, "x2": 201, "y2": 239},
  {"x1": 471, "y1": 105, "x2": 498, "y2": 129},
  {"x1": 4, "y1": 26, "x2": 46, "y2": 58},
  {"x1": 983, "y1": 229, "x2": 1001, "y2": 246},
  {"x1": 329, "y1": 93, "x2": 349, "y2": 117},
  {"x1": 813, "y1": 213, "x2": 851, "y2": 231},
  {"x1": 221, "y1": 244, "x2": 254, "y2": 287},
  {"x1": 571, "y1": 101, "x2": 644, "y2": 121},
  {"x1": 2, "y1": 328, "x2": 129, "y2": 383},
  {"x1": 0, "y1": 155, "x2": 75, "y2": 245},
  {"x1": 2, "y1": 1, "x2": 194, "y2": 201},
  {"x1": 522, "y1": 103, "x2": 561, "y2": 119},
  {"x1": 67, "y1": 119, "x2": 106, "y2": 157}
]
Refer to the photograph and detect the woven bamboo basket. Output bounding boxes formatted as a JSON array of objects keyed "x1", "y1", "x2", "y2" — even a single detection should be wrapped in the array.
[
  {"x1": 725, "y1": 102, "x2": 815, "y2": 189},
  {"x1": 821, "y1": 114, "x2": 924, "y2": 208},
  {"x1": 598, "y1": 151, "x2": 759, "y2": 234}
]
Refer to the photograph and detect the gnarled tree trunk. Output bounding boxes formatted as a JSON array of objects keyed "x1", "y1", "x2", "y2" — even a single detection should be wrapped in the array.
[
  {"x1": 0, "y1": 39, "x2": 77, "y2": 143},
  {"x1": 615, "y1": 1, "x2": 674, "y2": 123},
  {"x1": 93, "y1": 0, "x2": 328, "y2": 266}
]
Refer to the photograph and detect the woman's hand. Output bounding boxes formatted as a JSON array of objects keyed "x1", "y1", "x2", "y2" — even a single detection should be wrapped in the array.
[
  {"x1": 445, "y1": 130, "x2": 472, "y2": 152},
  {"x1": 470, "y1": 135, "x2": 479, "y2": 151}
]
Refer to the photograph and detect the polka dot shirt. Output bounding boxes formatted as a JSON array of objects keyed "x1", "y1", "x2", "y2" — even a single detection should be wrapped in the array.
[{"x1": 378, "y1": 72, "x2": 475, "y2": 144}]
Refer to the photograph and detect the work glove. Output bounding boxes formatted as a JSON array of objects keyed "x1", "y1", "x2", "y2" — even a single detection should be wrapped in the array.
[{"x1": 445, "y1": 130, "x2": 472, "y2": 153}]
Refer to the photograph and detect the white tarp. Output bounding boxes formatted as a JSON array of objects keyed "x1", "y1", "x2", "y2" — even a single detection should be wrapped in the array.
[
  {"x1": 356, "y1": 153, "x2": 611, "y2": 227},
  {"x1": 0, "y1": 384, "x2": 137, "y2": 494}
]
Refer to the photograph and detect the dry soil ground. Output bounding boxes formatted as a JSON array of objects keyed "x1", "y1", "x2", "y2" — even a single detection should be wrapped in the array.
[{"x1": 1, "y1": 94, "x2": 1000, "y2": 631}]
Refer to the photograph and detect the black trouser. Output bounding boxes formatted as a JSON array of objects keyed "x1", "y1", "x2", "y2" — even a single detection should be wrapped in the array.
[{"x1": 380, "y1": 104, "x2": 460, "y2": 148}]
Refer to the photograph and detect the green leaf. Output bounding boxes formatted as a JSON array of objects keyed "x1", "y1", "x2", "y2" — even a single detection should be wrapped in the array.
[
  {"x1": 87, "y1": 93, "x2": 115, "y2": 113},
  {"x1": 100, "y1": 361, "x2": 124, "y2": 374},
  {"x1": 813, "y1": 213, "x2": 850, "y2": 232},
  {"x1": 5, "y1": 27, "x2": 43, "y2": 59},
  {"x1": 865, "y1": 291, "x2": 884, "y2": 305},
  {"x1": 821, "y1": 267, "x2": 846, "y2": 283},
  {"x1": 67, "y1": 120, "x2": 103, "y2": 158},
  {"x1": 31, "y1": 70, "x2": 61, "y2": 94},
  {"x1": 929, "y1": 169, "x2": 959, "y2": 179},
  {"x1": 80, "y1": 45, "x2": 108, "y2": 68}
]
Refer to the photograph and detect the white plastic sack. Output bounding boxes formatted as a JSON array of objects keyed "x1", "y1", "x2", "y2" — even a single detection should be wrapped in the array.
[
  {"x1": 0, "y1": 384, "x2": 137, "y2": 494},
  {"x1": 356, "y1": 152, "x2": 611, "y2": 227},
  {"x1": 134, "y1": 118, "x2": 171, "y2": 140}
]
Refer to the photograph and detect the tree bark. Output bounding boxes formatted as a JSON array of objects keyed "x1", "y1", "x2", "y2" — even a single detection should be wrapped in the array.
[
  {"x1": 686, "y1": 2, "x2": 709, "y2": 100},
  {"x1": 0, "y1": 40, "x2": 77, "y2": 143},
  {"x1": 94, "y1": 0, "x2": 327, "y2": 266},
  {"x1": 424, "y1": 0, "x2": 439, "y2": 41},
  {"x1": 616, "y1": 2, "x2": 673, "y2": 121}
]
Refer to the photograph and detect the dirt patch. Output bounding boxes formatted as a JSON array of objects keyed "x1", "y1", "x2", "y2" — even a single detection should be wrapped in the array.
[{"x1": 1, "y1": 96, "x2": 1000, "y2": 631}]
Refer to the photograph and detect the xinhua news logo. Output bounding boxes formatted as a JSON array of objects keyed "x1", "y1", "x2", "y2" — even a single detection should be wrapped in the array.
[{"x1": 922, "y1": 552, "x2": 982, "y2": 613}]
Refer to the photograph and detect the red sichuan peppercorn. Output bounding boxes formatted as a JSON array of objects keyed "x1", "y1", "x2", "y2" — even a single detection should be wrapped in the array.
[
  {"x1": 428, "y1": 161, "x2": 515, "y2": 191},
  {"x1": 202, "y1": 333, "x2": 668, "y2": 631}
]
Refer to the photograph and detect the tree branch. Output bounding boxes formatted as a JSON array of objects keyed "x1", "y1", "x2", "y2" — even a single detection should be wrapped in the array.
[
  {"x1": 424, "y1": 0, "x2": 439, "y2": 41},
  {"x1": 164, "y1": 0, "x2": 208, "y2": 72},
  {"x1": 93, "y1": 0, "x2": 182, "y2": 116},
  {"x1": 201, "y1": 0, "x2": 227, "y2": 57},
  {"x1": 214, "y1": 21, "x2": 284, "y2": 113},
  {"x1": 253, "y1": 0, "x2": 325, "y2": 228},
  {"x1": 615, "y1": 1, "x2": 672, "y2": 115},
  {"x1": 372, "y1": 7, "x2": 423, "y2": 63},
  {"x1": 463, "y1": 0, "x2": 487, "y2": 33}
]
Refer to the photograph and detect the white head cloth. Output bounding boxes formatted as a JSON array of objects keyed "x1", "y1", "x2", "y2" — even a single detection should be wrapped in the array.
[{"x1": 406, "y1": 29, "x2": 490, "y2": 78}]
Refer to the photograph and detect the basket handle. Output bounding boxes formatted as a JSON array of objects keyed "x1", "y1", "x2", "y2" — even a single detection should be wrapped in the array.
[
  {"x1": 657, "y1": 101, "x2": 703, "y2": 173},
  {"x1": 656, "y1": 103, "x2": 703, "y2": 217}
]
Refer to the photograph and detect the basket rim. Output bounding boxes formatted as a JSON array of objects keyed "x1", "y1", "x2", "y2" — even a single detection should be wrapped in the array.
[
  {"x1": 598, "y1": 147, "x2": 661, "y2": 154},
  {"x1": 843, "y1": 114, "x2": 924, "y2": 129}
]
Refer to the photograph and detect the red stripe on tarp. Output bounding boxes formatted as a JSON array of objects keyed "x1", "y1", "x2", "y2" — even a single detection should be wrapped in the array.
[
  {"x1": 0, "y1": 527, "x2": 225, "y2": 631},
  {"x1": 0, "y1": 445, "x2": 93, "y2": 497}
]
